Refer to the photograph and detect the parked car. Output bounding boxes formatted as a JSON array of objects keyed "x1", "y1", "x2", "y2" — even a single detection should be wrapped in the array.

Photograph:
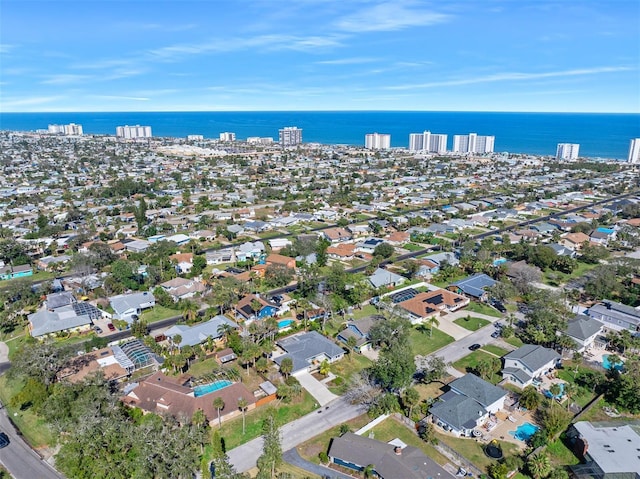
[
  {"x1": 0, "y1": 432, "x2": 10, "y2": 449},
  {"x1": 490, "y1": 299, "x2": 507, "y2": 313},
  {"x1": 93, "y1": 326, "x2": 103, "y2": 334},
  {"x1": 469, "y1": 343, "x2": 481, "y2": 351},
  {"x1": 107, "y1": 323, "x2": 116, "y2": 332},
  {"x1": 491, "y1": 331, "x2": 500, "y2": 338}
]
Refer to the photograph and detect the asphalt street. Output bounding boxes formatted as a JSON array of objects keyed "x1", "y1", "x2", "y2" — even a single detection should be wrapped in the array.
[{"x1": 228, "y1": 397, "x2": 365, "y2": 473}]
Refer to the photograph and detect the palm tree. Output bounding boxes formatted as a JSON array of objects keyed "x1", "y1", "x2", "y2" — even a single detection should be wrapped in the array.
[
  {"x1": 527, "y1": 452, "x2": 551, "y2": 479},
  {"x1": 280, "y1": 357, "x2": 293, "y2": 378},
  {"x1": 426, "y1": 315, "x2": 440, "y2": 338},
  {"x1": 363, "y1": 464, "x2": 376, "y2": 479},
  {"x1": 572, "y1": 351, "x2": 583, "y2": 379},
  {"x1": 182, "y1": 301, "x2": 198, "y2": 324},
  {"x1": 402, "y1": 387, "x2": 420, "y2": 419},
  {"x1": 319, "y1": 359, "x2": 330, "y2": 376},
  {"x1": 171, "y1": 334, "x2": 182, "y2": 353},
  {"x1": 213, "y1": 397, "x2": 225, "y2": 428},
  {"x1": 250, "y1": 298, "x2": 263, "y2": 319},
  {"x1": 217, "y1": 322, "x2": 234, "y2": 345},
  {"x1": 347, "y1": 336, "x2": 358, "y2": 362},
  {"x1": 563, "y1": 382, "x2": 576, "y2": 411},
  {"x1": 237, "y1": 397, "x2": 248, "y2": 434},
  {"x1": 549, "y1": 383, "x2": 562, "y2": 405}
]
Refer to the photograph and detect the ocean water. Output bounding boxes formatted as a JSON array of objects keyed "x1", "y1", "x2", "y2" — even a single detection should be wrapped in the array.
[{"x1": 1, "y1": 111, "x2": 638, "y2": 159}]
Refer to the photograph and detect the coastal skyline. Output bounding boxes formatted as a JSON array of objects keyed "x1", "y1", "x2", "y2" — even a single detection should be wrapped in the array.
[{"x1": 1, "y1": 0, "x2": 639, "y2": 113}]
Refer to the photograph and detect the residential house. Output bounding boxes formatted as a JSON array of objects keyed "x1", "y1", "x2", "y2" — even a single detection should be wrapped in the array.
[
  {"x1": 448, "y1": 273, "x2": 497, "y2": 301},
  {"x1": 265, "y1": 253, "x2": 296, "y2": 269},
  {"x1": 501, "y1": 344, "x2": 561, "y2": 388},
  {"x1": 368, "y1": 267, "x2": 407, "y2": 289},
  {"x1": 165, "y1": 233, "x2": 191, "y2": 246},
  {"x1": 110, "y1": 291, "x2": 155, "y2": 323},
  {"x1": 385, "y1": 230, "x2": 410, "y2": 246},
  {"x1": 236, "y1": 241, "x2": 265, "y2": 262},
  {"x1": 206, "y1": 248, "x2": 234, "y2": 265},
  {"x1": 160, "y1": 277, "x2": 207, "y2": 302},
  {"x1": 122, "y1": 371, "x2": 256, "y2": 426},
  {"x1": 415, "y1": 258, "x2": 440, "y2": 277},
  {"x1": 165, "y1": 315, "x2": 238, "y2": 348},
  {"x1": 337, "y1": 315, "x2": 382, "y2": 352},
  {"x1": 548, "y1": 243, "x2": 576, "y2": 257},
  {"x1": 0, "y1": 263, "x2": 32, "y2": 280},
  {"x1": 588, "y1": 300, "x2": 640, "y2": 333},
  {"x1": 124, "y1": 238, "x2": 151, "y2": 253},
  {"x1": 269, "y1": 238, "x2": 292, "y2": 252},
  {"x1": 235, "y1": 294, "x2": 279, "y2": 323},
  {"x1": 328, "y1": 432, "x2": 452, "y2": 479},
  {"x1": 28, "y1": 292, "x2": 103, "y2": 339},
  {"x1": 564, "y1": 315, "x2": 604, "y2": 352},
  {"x1": 322, "y1": 227, "x2": 352, "y2": 243},
  {"x1": 429, "y1": 374, "x2": 507, "y2": 437},
  {"x1": 560, "y1": 232, "x2": 590, "y2": 251},
  {"x1": 326, "y1": 242, "x2": 356, "y2": 261},
  {"x1": 568, "y1": 421, "x2": 640, "y2": 479},
  {"x1": 243, "y1": 220, "x2": 270, "y2": 233},
  {"x1": 347, "y1": 224, "x2": 370, "y2": 237},
  {"x1": 397, "y1": 289, "x2": 469, "y2": 325},
  {"x1": 274, "y1": 331, "x2": 344, "y2": 375},
  {"x1": 590, "y1": 227, "x2": 616, "y2": 246},
  {"x1": 36, "y1": 255, "x2": 71, "y2": 271},
  {"x1": 170, "y1": 252, "x2": 194, "y2": 274},
  {"x1": 355, "y1": 238, "x2": 385, "y2": 254},
  {"x1": 425, "y1": 251, "x2": 459, "y2": 267}
]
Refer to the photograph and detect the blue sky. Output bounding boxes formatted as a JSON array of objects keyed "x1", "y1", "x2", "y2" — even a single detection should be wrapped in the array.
[{"x1": 1, "y1": 0, "x2": 639, "y2": 112}]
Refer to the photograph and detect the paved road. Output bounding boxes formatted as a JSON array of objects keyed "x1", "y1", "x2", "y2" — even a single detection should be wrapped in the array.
[
  {"x1": 228, "y1": 397, "x2": 365, "y2": 473},
  {"x1": 0, "y1": 345, "x2": 65, "y2": 479}
]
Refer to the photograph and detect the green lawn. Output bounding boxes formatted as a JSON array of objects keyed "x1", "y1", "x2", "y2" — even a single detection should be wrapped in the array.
[
  {"x1": 328, "y1": 354, "x2": 373, "y2": 394},
  {"x1": 543, "y1": 261, "x2": 599, "y2": 287},
  {"x1": 465, "y1": 302, "x2": 501, "y2": 318},
  {"x1": 188, "y1": 357, "x2": 221, "y2": 377},
  {"x1": 409, "y1": 327, "x2": 455, "y2": 357},
  {"x1": 454, "y1": 316, "x2": 491, "y2": 331},
  {"x1": 403, "y1": 243, "x2": 426, "y2": 252},
  {"x1": 0, "y1": 270, "x2": 56, "y2": 289},
  {"x1": 481, "y1": 344, "x2": 510, "y2": 357},
  {"x1": 217, "y1": 391, "x2": 317, "y2": 451},
  {"x1": 297, "y1": 414, "x2": 371, "y2": 464},
  {"x1": 547, "y1": 437, "x2": 580, "y2": 467},
  {"x1": 436, "y1": 432, "x2": 521, "y2": 471},
  {"x1": 371, "y1": 417, "x2": 450, "y2": 466},
  {"x1": 141, "y1": 305, "x2": 180, "y2": 323},
  {"x1": 0, "y1": 376, "x2": 54, "y2": 448},
  {"x1": 504, "y1": 337, "x2": 524, "y2": 348},
  {"x1": 349, "y1": 304, "x2": 380, "y2": 320},
  {"x1": 452, "y1": 351, "x2": 501, "y2": 384}
]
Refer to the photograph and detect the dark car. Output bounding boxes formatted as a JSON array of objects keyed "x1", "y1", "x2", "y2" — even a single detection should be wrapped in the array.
[
  {"x1": 491, "y1": 331, "x2": 500, "y2": 338},
  {"x1": 469, "y1": 343, "x2": 481, "y2": 351},
  {"x1": 490, "y1": 300, "x2": 507, "y2": 313},
  {"x1": 0, "y1": 432, "x2": 9, "y2": 449},
  {"x1": 107, "y1": 323, "x2": 116, "y2": 332}
]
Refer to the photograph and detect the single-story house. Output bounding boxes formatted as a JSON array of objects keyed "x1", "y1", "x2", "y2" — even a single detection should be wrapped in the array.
[
  {"x1": 397, "y1": 289, "x2": 469, "y2": 324},
  {"x1": 321, "y1": 227, "x2": 352, "y2": 243},
  {"x1": 160, "y1": 277, "x2": 207, "y2": 301},
  {"x1": 368, "y1": 268, "x2": 407, "y2": 289},
  {"x1": 165, "y1": 315, "x2": 238, "y2": 348},
  {"x1": 429, "y1": 374, "x2": 507, "y2": 437},
  {"x1": 124, "y1": 239, "x2": 151, "y2": 253},
  {"x1": 28, "y1": 292, "x2": 103, "y2": 338},
  {"x1": 560, "y1": 232, "x2": 590, "y2": 251},
  {"x1": 501, "y1": 344, "x2": 561, "y2": 388},
  {"x1": 36, "y1": 255, "x2": 71, "y2": 271},
  {"x1": 110, "y1": 291, "x2": 155, "y2": 323},
  {"x1": 169, "y1": 252, "x2": 194, "y2": 274},
  {"x1": 235, "y1": 294, "x2": 279, "y2": 322},
  {"x1": 328, "y1": 432, "x2": 452, "y2": 479},
  {"x1": 564, "y1": 315, "x2": 603, "y2": 353},
  {"x1": 165, "y1": 233, "x2": 191, "y2": 246},
  {"x1": 355, "y1": 238, "x2": 385, "y2": 254},
  {"x1": 274, "y1": 331, "x2": 344, "y2": 375},
  {"x1": 266, "y1": 253, "x2": 296, "y2": 269},
  {"x1": 327, "y1": 242, "x2": 356, "y2": 260},
  {"x1": 337, "y1": 315, "x2": 383, "y2": 352},
  {"x1": 448, "y1": 273, "x2": 497, "y2": 301}
]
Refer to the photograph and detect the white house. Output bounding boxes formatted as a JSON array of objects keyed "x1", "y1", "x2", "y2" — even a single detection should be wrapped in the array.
[
  {"x1": 564, "y1": 315, "x2": 603, "y2": 353},
  {"x1": 502, "y1": 344, "x2": 561, "y2": 388},
  {"x1": 110, "y1": 292, "x2": 155, "y2": 323}
]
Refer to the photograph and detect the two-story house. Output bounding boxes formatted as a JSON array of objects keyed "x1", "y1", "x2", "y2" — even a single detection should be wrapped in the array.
[{"x1": 501, "y1": 344, "x2": 561, "y2": 388}]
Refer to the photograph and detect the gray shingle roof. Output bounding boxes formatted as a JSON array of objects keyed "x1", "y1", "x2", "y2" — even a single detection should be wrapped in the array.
[
  {"x1": 503, "y1": 344, "x2": 560, "y2": 372},
  {"x1": 28, "y1": 306, "x2": 92, "y2": 337},
  {"x1": 275, "y1": 331, "x2": 344, "y2": 374},
  {"x1": 502, "y1": 367, "x2": 532, "y2": 384},
  {"x1": 429, "y1": 392, "x2": 485, "y2": 431},
  {"x1": 109, "y1": 292, "x2": 155, "y2": 315},
  {"x1": 565, "y1": 315, "x2": 602, "y2": 341},
  {"x1": 449, "y1": 373, "x2": 506, "y2": 408},
  {"x1": 165, "y1": 315, "x2": 238, "y2": 348},
  {"x1": 451, "y1": 273, "x2": 497, "y2": 298}
]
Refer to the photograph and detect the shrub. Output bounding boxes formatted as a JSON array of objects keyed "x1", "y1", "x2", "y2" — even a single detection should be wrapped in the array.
[{"x1": 318, "y1": 451, "x2": 329, "y2": 464}]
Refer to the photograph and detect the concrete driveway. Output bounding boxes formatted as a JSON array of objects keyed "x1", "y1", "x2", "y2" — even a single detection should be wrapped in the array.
[{"x1": 296, "y1": 372, "x2": 339, "y2": 406}]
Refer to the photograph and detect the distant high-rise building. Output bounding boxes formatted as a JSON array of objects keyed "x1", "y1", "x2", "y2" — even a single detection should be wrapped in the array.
[
  {"x1": 408, "y1": 131, "x2": 447, "y2": 153},
  {"x1": 453, "y1": 133, "x2": 495, "y2": 154},
  {"x1": 365, "y1": 133, "x2": 391, "y2": 149},
  {"x1": 48, "y1": 123, "x2": 83, "y2": 135},
  {"x1": 187, "y1": 134, "x2": 204, "y2": 141},
  {"x1": 116, "y1": 125, "x2": 152, "y2": 139},
  {"x1": 219, "y1": 132, "x2": 236, "y2": 141},
  {"x1": 279, "y1": 126, "x2": 302, "y2": 146},
  {"x1": 628, "y1": 138, "x2": 640, "y2": 163},
  {"x1": 556, "y1": 143, "x2": 580, "y2": 160}
]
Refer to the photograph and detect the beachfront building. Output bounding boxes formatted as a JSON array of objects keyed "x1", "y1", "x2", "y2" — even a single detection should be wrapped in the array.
[
  {"x1": 48, "y1": 123, "x2": 83, "y2": 135},
  {"x1": 116, "y1": 125, "x2": 152, "y2": 139},
  {"x1": 628, "y1": 138, "x2": 640, "y2": 163},
  {"x1": 408, "y1": 131, "x2": 448, "y2": 153},
  {"x1": 279, "y1": 126, "x2": 302, "y2": 146},
  {"x1": 453, "y1": 133, "x2": 495, "y2": 154},
  {"x1": 365, "y1": 132, "x2": 391, "y2": 149},
  {"x1": 219, "y1": 132, "x2": 236, "y2": 141},
  {"x1": 556, "y1": 143, "x2": 580, "y2": 160}
]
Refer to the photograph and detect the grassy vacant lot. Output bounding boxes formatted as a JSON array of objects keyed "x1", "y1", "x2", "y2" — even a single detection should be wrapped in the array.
[
  {"x1": 543, "y1": 261, "x2": 598, "y2": 287},
  {"x1": 436, "y1": 431, "x2": 521, "y2": 471},
  {"x1": 481, "y1": 344, "x2": 510, "y2": 357},
  {"x1": 371, "y1": 417, "x2": 450, "y2": 466},
  {"x1": 141, "y1": 305, "x2": 180, "y2": 323},
  {"x1": 465, "y1": 302, "x2": 501, "y2": 318},
  {"x1": 218, "y1": 391, "x2": 317, "y2": 450},
  {"x1": 453, "y1": 351, "x2": 501, "y2": 384},
  {"x1": 547, "y1": 437, "x2": 580, "y2": 467},
  {"x1": 328, "y1": 354, "x2": 373, "y2": 394},
  {"x1": 409, "y1": 327, "x2": 455, "y2": 357},
  {"x1": 403, "y1": 243, "x2": 426, "y2": 252},
  {"x1": 0, "y1": 270, "x2": 55, "y2": 289},
  {"x1": 454, "y1": 316, "x2": 491, "y2": 331},
  {"x1": 0, "y1": 376, "x2": 54, "y2": 448},
  {"x1": 298, "y1": 414, "x2": 371, "y2": 464},
  {"x1": 504, "y1": 336, "x2": 524, "y2": 348},
  {"x1": 349, "y1": 304, "x2": 380, "y2": 320},
  {"x1": 415, "y1": 382, "x2": 448, "y2": 403}
]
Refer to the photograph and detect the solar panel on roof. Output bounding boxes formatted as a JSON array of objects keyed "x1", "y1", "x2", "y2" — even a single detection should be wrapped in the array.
[{"x1": 73, "y1": 302, "x2": 102, "y2": 320}]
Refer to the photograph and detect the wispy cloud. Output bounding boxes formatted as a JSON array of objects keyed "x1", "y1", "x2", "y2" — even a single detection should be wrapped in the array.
[
  {"x1": 2, "y1": 96, "x2": 64, "y2": 108},
  {"x1": 0, "y1": 43, "x2": 16, "y2": 54},
  {"x1": 316, "y1": 57, "x2": 378, "y2": 65},
  {"x1": 41, "y1": 74, "x2": 91, "y2": 85},
  {"x1": 335, "y1": 1, "x2": 451, "y2": 32},
  {"x1": 385, "y1": 66, "x2": 634, "y2": 90},
  {"x1": 115, "y1": 21, "x2": 197, "y2": 32}
]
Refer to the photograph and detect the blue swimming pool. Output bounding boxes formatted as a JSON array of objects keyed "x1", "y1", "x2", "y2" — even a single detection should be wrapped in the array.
[
  {"x1": 278, "y1": 319, "x2": 294, "y2": 329},
  {"x1": 193, "y1": 380, "x2": 233, "y2": 397},
  {"x1": 602, "y1": 354, "x2": 624, "y2": 371},
  {"x1": 544, "y1": 383, "x2": 565, "y2": 399},
  {"x1": 509, "y1": 422, "x2": 539, "y2": 441}
]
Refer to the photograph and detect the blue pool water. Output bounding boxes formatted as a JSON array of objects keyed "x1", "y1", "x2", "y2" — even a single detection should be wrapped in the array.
[
  {"x1": 544, "y1": 383, "x2": 565, "y2": 399},
  {"x1": 602, "y1": 354, "x2": 624, "y2": 371},
  {"x1": 509, "y1": 422, "x2": 539, "y2": 441},
  {"x1": 278, "y1": 319, "x2": 294, "y2": 329},
  {"x1": 193, "y1": 380, "x2": 233, "y2": 397}
]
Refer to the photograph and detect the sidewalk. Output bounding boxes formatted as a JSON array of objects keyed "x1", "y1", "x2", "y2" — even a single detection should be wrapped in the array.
[{"x1": 296, "y1": 372, "x2": 339, "y2": 406}]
